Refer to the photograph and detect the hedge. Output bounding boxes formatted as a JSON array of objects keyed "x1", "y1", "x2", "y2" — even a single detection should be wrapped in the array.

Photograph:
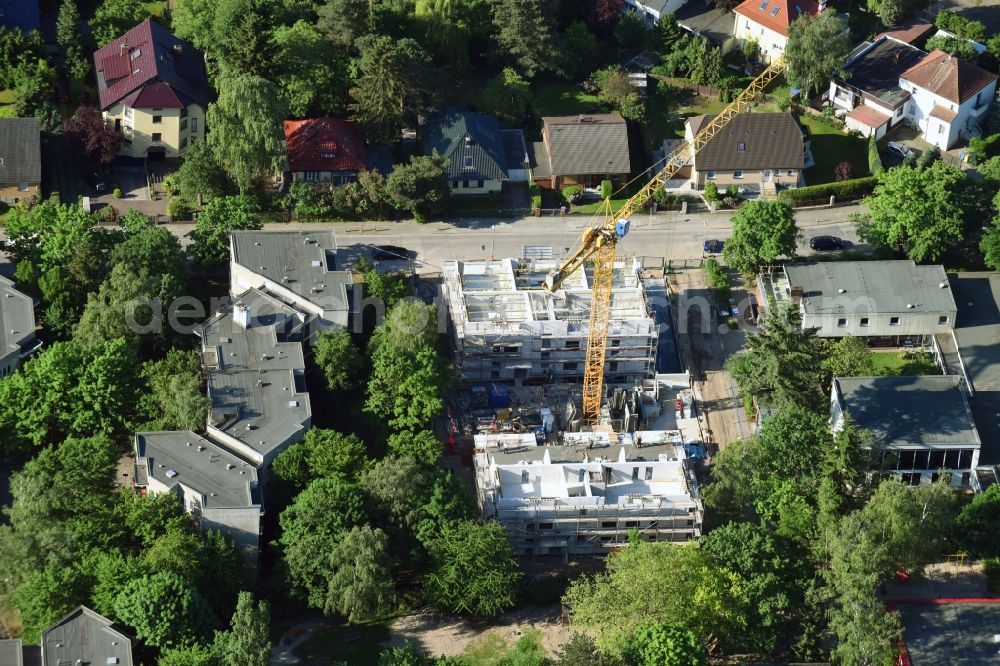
[
  {"x1": 868, "y1": 135, "x2": 883, "y2": 176},
  {"x1": 529, "y1": 181, "x2": 541, "y2": 209},
  {"x1": 778, "y1": 176, "x2": 879, "y2": 204}
]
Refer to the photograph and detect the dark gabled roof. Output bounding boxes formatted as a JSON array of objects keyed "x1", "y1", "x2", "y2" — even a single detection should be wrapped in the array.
[
  {"x1": 42, "y1": 606, "x2": 134, "y2": 666},
  {"x1": 689, "y1": 112, "x2": 804, "y2": 171},
  {"x1": 541, "y1": 114, "x2": 631, "y2": 176},
  {"x1": 94, "y1": 19, "x2": 211, "y2": 111},
  {"x1": 839, "y1": 36, "x2": 926, "y2": 107},
  {"x1": 900, "y1": 49, "x2": 998, "y2": 104},
  {"x1": 0, "y1": 117, "x2": 41, "y2": 185},
  {"x1": 284, "y1": 118, "x2": 367, "y2": 173},
  {"x1": 422, "y1": 111, "x2": 508, "y2": 181}
]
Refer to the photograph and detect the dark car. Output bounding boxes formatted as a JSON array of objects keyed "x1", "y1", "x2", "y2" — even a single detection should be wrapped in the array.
[
  {"x1": 703, "y1": 239, "x2": 724, "y2": 254},
  {"x1": 372, "y1": 245, "x2": 410, "y2": 261},
  {"x1": 809, "y1": 235, "x2": 845, "y2": 251}
]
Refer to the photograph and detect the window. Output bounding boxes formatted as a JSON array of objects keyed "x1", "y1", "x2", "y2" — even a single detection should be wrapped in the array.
[
  {"x1": 890, "y1": 316, "x2": 900, "y2": 326},
  {"x1": 961, "y1": 472, "x2": 971, "y2": 486},
  {"x1": 733, "y1": 170, "x2": 743, "y2": 178},
  {"x1": 860, "y1": 317, "x2": 870, "y2": 327},
  {"x1": 462, "y1": 180, "x2": 470, "y2": 188},
  {"x1": 758, "y1": 0, "x2": 767, "y2": 8},
  {"x1": 901, "y1": 472, "x2": 921, "y2": 486},
  {"x1": 601, "y1": 521, "x2": 616, "y2": 528},
  {"x1": 770, "y1": 5, "x2": 780, "y2": 15},
  {"x1": 130, "y1": 48, "x2": 141, "y2": 61},
  {"x1": 180, "y1": 107, "x2": 188, "y2": 118},
  {"x1": 644, "y1": 466, "x2": 653, "y2": 480},
  {"x1": 152, "y1": 107, "x2": 162, "y2": 111},
  {"x1": 17, "y1": 183, "x2": 27, "y2": 192},
  {"x1": 632, "y1": 467, "x2": 639, "y2": 480},
  {"x1": 837, "y1": 318, "x2": 847, "y2": 327},
  {"x1": 706, "y1": 171, "x2": 716, "y2": 179},
  {"x1": 539, "y1": 522, "x2": 553, "y2": 530},
  {"x1": 151, "y1": 133, "x2": 162, "y2": 142},
  {"x1": 737, "y1": 142, "x2": 745, "y2": 151},
  {"x1": 563, "y1": 362, "x2": 578, "y2": 371},
  {"x1": 152, "y1": 115, "x2": 162, "y2": 124},
  {"x1": 303, "y1": 171, "x2": 320, "y2": 181},
  {"x1": 938, "y1": 124, "x2": 944, "y2": 135},
  {"x1": 190, "y1": 118, "x2": 198, "y2": 133},
  {"x1": 521, "y1": 470, "x2": 529, "y2": 484},
  {"x1": 124, "y1": 106, "x2": 133, "y2": 119},
  {"x1": 0, "y1": 157, "x2": 4, "y2": 165},
  {"x1": 938, "y1": 315, "x2": 948, "y2": 325},
  {"x1": 464, "y1": 156, "x2": 473, "y2": 169},
  {"x1": 477, "y1": 179, "x2": 484, "y2": 188},
  {"x1": 180, "y1": 119, "x2": 188, "y2": 131},
  {"x1": 565, "y1": 340, "x2": 580, "y2": 349},
  {"x1": 180, "y1": 137, "x2": 188, "y2": 149}
]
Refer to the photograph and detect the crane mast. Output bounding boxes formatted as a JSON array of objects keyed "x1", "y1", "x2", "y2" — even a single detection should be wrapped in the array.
[{"x1": 546, "y1": 58, "x2": 786, "y2": 424}]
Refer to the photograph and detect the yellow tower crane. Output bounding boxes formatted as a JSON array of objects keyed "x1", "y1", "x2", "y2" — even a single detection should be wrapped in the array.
[{"x1": 545, "y1": 58, "x2": 786, "y2": 423}]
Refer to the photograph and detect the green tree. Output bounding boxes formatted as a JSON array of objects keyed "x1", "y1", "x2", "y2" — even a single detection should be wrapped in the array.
[
  {"x1": 11, "y1": 57, "x2": 57, "y2": 126},
  {"x1": 315, "y1": 329, "x2": 364, "y2": 392},
  {"x1": 821, "y1": 335, "x2": 874, "y2": 385},
  {"x1": 11, "y1": 564, "x2": 90, "y2": 643},
  {"x1": 385, "y1": 154, "x2": 451, "y2": 221},
  {"x1": 138, "y1": 350, "x2": 209, "y2": 431},
  {"x1": 925, "y1": 35, "x2": 979, "y2": 62},
  {"x1": 207, "y1": 74, "x2": 287, "y2": 192},
  {"x1": 554, "y1": 633, "x2": 619, "y2": 666},
  {"x1": 349, "y1": 36, "x2": 443, "y2": 144},
  {"x1": 689, "y1": 39, "x2": 724, "y2": 86},
  {"x1": 109, "y1": 222, "x2": 186, "y2": 286},
  {"x1": 158, "y1": 645, "x2": 221, "y2": 666},
  {"x1": 170, "y1": 0, "x2": 214, "y2": 50},
  {"x1": 424, "y1": 520, "x2": 521, "y2": 617},
  {"x1": 980, "y1": 218, "x2": 1000, "y2": 271},
  {"x1": 0, "y1": 27, "x2": 45, "y2": 89},
  {"x1": 89, "y1": 0, "x2": 150, "y2": 47},
  {"x1": 271, "y1": 20, "x2": 348, "y2": 116},
  {"x1": 956, "y1": 484, "x2": 1000, "y2": 556},
  {"x1": 272, "y1": 428, "x2": 369, "y2": 490},
  {"x1": 214, "y1": 592, "x2": 270, "y2": 666},
  {"x1": 856, "y1": 160, "x2": 971, "y2": 262},
  {"x1": 625, "y1": 623, "x2": 706, "y2": 666},
  {"x1": 366, "y1": 345, "x2": 448, "y2": 430},
  {"x1": 480, "y1": 67, "x2": 531, "y2": 125},
  {"x1": 360, "y1": 456, "x2": 434, "y2": 539},
  {"x1": 187, "y1": 195, "x2": 263, "y2": 270},
  {"x1": 722, "y1": 200, "x2": 799, "y2": 274},
  {"x1": 212, "y1": 0, "x2": 272, "y2": 77},
  {"x1": 279, "y1": 478, "x2": 367, "y2": 608},
  {"x1": 56, "y1": 0, "x2": 90, "y2": 82},
  {"x1": 785, "y1": 10, "x2": 850, "y2": 97},
  {"x1": 415, "y1": 471, "x2": 475, "y2": 546},
  {"x1": 363, "y1": 268, "x2": 414, "y2": 310},
  {"x1": 558, "y1": 21, "x2": 600, "y2": 79},
  {"x1": 175, "y1": 140, "x2": 232, "y2": 205},
  {"x1": 74, "y1": 264, "x2": 179, "y2": 349},
  {"x1": 490, "y1": 0, "x2": 555, "y2": 78},
  {"x1": 378, "y1": 642, "x2": 435, "y2": 666},
  {"x1": 369, "y1": 299, "x2": 439, "y2": 356},
  {"x1": 593, "y1": 67, "x2": 645, "y2": 122},
  {"x1": 113, "y1": 571, "x2": 215, "y2": 649},
  {"x1": 325, "y1": 525, "x2": 396, "y2": 621},
  {"x1": 316, "y1": 0, "x2": 372, "y2": 49},
  {"x1": 387, "y1": 430, "x2": 443, "y2": 467}
]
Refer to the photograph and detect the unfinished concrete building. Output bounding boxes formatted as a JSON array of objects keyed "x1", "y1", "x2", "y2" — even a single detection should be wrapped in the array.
[
  {"x1": 472, "y1": 378, "x2": 704, "y2": 557},
  {"x1": 442, "y1": 258, "x2": 657, "y2": 385}
]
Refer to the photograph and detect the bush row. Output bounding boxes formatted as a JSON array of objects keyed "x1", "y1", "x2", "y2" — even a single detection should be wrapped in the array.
[{"x1": 778, "y1": 176, "x2": 879, "y2": 204}]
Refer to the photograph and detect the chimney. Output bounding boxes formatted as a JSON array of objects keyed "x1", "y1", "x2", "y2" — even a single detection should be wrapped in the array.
[
  {"x1": 119, "y1": 41, "x2": 129, "y2": 56},
  {"x1": 173, "y1": 43, "x2": 183, "y2": 55},
  {"x1": 234, "y1": 302, "x2": 251, "y2": 329},
  {"x1": 893, "y1": 50, "x2": 902, "y2": 65}
]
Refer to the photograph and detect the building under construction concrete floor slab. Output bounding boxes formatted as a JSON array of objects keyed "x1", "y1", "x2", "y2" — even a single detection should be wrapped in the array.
[{"x1": 442, "y1": 257, "x2": 658, "y2": 386}]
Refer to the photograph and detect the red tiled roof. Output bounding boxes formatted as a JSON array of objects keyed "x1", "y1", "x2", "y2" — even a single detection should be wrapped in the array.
[
  {"x1": 284, "y1": 118, "x2": 367, "y2": 173},
  {"x1": 846, "y1": 104, "x2": 891, "y2": 129},
  {"x1": 93, "y1": 19, "x2": 211, "y2": 111},
  {"x1": 874, "y1": 23, "x2": 934, "y2": 45},
  {"x1": 734, "y1": 0, "x2": 821, "y2": 38},
  {"x1": 900, "y1": 49, "x2": 998, "y2": 104}
]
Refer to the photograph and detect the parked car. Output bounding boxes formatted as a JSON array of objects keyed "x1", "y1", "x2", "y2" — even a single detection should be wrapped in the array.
[
  {"x1": 703, "y1": 239, "x2": 724, "y2": 254},
  {"x1": 372, "y1": 245, "x2": 410, "y2": 261},
  {"x1": 809, "y1": 235, "x2": 845, "y2": 251},
  {"x1": 885, "y1": 142, "x2": 912, "y2": 159}
]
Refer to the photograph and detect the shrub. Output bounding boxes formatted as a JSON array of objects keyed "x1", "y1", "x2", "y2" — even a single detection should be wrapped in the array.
[
  {"x1": 915, "y1": 146, "x2": 941, "y2": 169},
  {"x1": 529, "y1": 181, "x2": 541, "y2": 209},
  {"x1": 161, "y1": 174, "x2": 180, "y2": 196},
  {"x1": 167, "y1": 197, "x2": 193, "y2": 219},
  {"x1": 867, "y1": 135, "x2": 883, "y2": 176},
  {"x1": 985, "y1": 558, "x2": 1000, "y2": 594},
  {"x1": 562, "y1": 186, "x2": 583, "y2": 204},
  {"x1": 112, "y1": 187, "x2": 122, "y2": 199},
  {"x1": 835, "y1": 161, "x2": 854, "y2": 181},
  {"x1": 600, "y1": 179, "x2": 613, "y2": 199},
  {"x1": 776, "y1": 90, "x2": 791, "y2": 111},
  {"x1": 968, "y1": 133, "x2": 1000, "y2": 164},
  {"x1": 653, "y1": 188, "x2": 679, "y2": 208},
  {"x1": 725, "y1": 184, "x2": 740, "y2": 197},
  {"x1": 777, "y1": 176, "x2": 879, "y2": 204},
  {"x1": 935, "y1": 11, "x2": 986, "y2": 42},
  {"x1": 703, "y1": 181, "x2": 721, "y2": 203},
  {"x1": 705, "y1": 258, "x2": 730, "y2": 306}
]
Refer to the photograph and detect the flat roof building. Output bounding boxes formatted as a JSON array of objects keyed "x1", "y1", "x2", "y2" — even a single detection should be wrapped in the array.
[
  {"x1": 135, "y1": 431, "x2": 262, "y2": 562},
  {"x1": 0, "y1": 274, "x2": 39, "y2": 378},
  {"x1": 230, "y1": 230, "x2": 353, "y2": 332},
  {"x1": 41, "y1": 607, "x2": 133, "y2": 666},
  {"x1": 442, "y1": 257, "x2": 657, "y2": 385},
  {"x1": 758, "y1": 261, "x2": 956, "y2": 345},
  {"x1": 197, "y1": 288, "x2": 311, "y2": 468},
  {"x1": 831, "y1": 375, "x2": 981, "y2": 488}
]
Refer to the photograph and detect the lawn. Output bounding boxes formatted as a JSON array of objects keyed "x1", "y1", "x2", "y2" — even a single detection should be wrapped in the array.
[
  {"x1": 798, "y1": 113, "x2": 869, "y2": 185},
  {"x1": 570, "y1": 197, "x2": 630, "y2": 215},
  {"x1": 530, "y1": 81, "x2": 601, "y2": 118},
  {"x1": 447, "y1": 195, "x2": 503, "y2": 217},
  {"x1": 871, "y1": 351, "x2": 940, "y2": 376}
]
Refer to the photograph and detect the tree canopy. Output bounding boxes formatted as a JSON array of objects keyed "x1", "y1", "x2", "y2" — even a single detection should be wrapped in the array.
[
  {"x1": 785, "y1": 10, "x2": 850, "y2": 97},
  {"x1": 722, "y1": 200, "x2": 799, "y2": 274}
]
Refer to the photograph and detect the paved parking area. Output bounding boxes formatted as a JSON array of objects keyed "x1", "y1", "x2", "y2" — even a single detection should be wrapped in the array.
[{"x1": 898, "y1": 602, "x2": 1000, "y2": 665}]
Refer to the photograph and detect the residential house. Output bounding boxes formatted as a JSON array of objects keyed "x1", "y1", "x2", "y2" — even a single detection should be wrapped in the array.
[
  {"x1": 676, "y1": 0, "x2": 739, "y2": 52},
  {"x1": 756, "y1": 261, "x2": 957, "y2": 346},
  {"x1": 0, "y1": 117, "x2": 40, "y2": 204},
  {"x1": 41, "y1": 606, "x2": 134, "y2": 666},
  {"x1": 0, "y1": 0, "x2": 40, "y2": 32},
  {"x1": 830, "y1": 36, "x2": 927, "y2": 139},
  {"x1": 0, "y1": 275, "x2": 39, "y2": 378},
  {"x1": 283, "y1": 117, "x2": 367, "y2": 186},
  {"x1": 733, "y1": 0, "x2": 822, "y2": 62},
  {"x1": 872, "y1": 22, "x2": 934, "y2": 46},
  {"x1": 900, "y1": 49, "x2": 997, "y2": 150},
  {"x1": 625, "y1": 0, "x2": 689, "y2": 23},
  {"x1": 421, "y1": 111, "x2": 524, "y2": 195},
  {"x1": 229, "y1": 230, "x2": 353, "y2": 331},
  {"x1": 531, "y1": 114, "x2": 631, "y2": 191},
  {"x1": 94, "y1": 19, "x2": 212, "y2": 160},
  {"x1": 831, "y1": 376, "x2": 981, "y2": 488},
  {"x1": 135, "y1": 431, "x2": 262, "y2": 564},
  {"x1": 683, "y1": 112, "x2": 806, "y2": 191}
]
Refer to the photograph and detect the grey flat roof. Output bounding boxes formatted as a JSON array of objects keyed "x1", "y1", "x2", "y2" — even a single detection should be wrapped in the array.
[
  {"x1": 230, "y1": 230, "x2": 352, "y2": 315},
  {"x1": 42, "y1": 607, "x2": 132, "y2": 666},
  {"x1": 0, "y1": 275, "x2": 36, "y2": 360},
  {"x1": 785, "y1": 261, "x2": 956, "y2": 315},
  {"x1": 199, "y1": 288, "x2": 311, "y2": 459},
  {"x1": 0, "y1": 639, "x2": 22, "y2": 666},
  {"x1": 839, "y1": 37, "x2": 925, "y2": 107},
  {"x1": 833, "y1": 375, "x2": 980, "y2": 447},
  {"x1": 899, "y1": 603, "x2": 1000, "y2": 666},
  {"x1": 136, "y1": 431, "x2": 259, "y2": 509},
  {"x1": 0, "y1": 117, "x2": 41, "y2": 185}
]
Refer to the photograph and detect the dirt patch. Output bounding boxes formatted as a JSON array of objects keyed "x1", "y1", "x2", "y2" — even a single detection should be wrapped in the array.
[{"x1": 383, "y1": 604, "x2": 571, "y2": 658}]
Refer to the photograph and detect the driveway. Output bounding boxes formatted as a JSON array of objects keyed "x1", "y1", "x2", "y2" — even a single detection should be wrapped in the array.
[{"x1": 93, "y1": 166, "x2": 148, "y2": 203}]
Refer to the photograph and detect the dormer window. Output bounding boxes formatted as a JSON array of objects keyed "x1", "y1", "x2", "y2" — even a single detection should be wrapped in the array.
[
  {"x1": 758, "y1": 0, "x2": 768, "y2": 9},
  {"x1": 737, "y1": 142, "x2": 745, "y2": 151},
  {"x1": 130, "y1": 48, "x2": 141, "y2": 61},
  {"x1": 321, "y1": 152, "x2": 336, "y2": 158},
  {"x1": 464, "y1": 156, "x2": 474, "y2": 169},
  {"x1": 770, "y1": 5, "x2": 780, "y2": 15}
]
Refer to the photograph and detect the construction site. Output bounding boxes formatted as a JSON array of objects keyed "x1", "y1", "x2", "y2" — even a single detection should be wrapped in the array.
[
  {"x1": 466, "y1": 376, "x2": 705, "y2": 558},
  {"x1": 442, "y1": 257, "x2": 663, "y2": 386}
]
